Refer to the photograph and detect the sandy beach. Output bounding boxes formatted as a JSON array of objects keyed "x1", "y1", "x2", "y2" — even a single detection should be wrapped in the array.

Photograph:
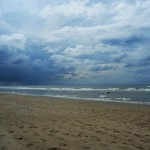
[{"x1": 0, "y1": 93, "x2": 150, "y2": 150}]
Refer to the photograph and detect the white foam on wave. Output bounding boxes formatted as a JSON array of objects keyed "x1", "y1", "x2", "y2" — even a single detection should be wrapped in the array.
[
  {"x1": 0, "y1": 86, "x2": 115, "y2": 91},
  {"x1": 0, "y1": 86, "x2": 47, "y2": 90},
  {"x1": 120, "y1": 88, "x2": 150, "y2": 92},
  {"x1": 49, "y1": 94, "x2": 150, "y2": 105},
  {"x1": 135, "y1": 88, "x2": 150, "y2": 92},
  {"x1": 99, "y1": 95, "x2": 106, "y2": 98},
  {"x1": 0, "y1": 91, "x2": 149, "y2": 105},
  {"x1": 115, "y1": 97, "x2": 130, "y2": 101},
  {"x1": 0, "y1": 86, "x2": 104, "y2": 91},
  {"x1": 48, "y1": 87, "x2": 100, "y2": 91},
  {"x1": 0, "y1": 86, "x2": 150, "y2": 92}
]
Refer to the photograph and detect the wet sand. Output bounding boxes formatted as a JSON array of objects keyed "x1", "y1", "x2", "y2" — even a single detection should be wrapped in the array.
[{"x1": 0, "y1": 93, "x2": 150, "y2": 150}]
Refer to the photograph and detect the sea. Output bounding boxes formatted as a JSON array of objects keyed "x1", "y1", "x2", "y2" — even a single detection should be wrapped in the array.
[{"x1": 0, "y1": 85, "x2": 150, "y2": 105}]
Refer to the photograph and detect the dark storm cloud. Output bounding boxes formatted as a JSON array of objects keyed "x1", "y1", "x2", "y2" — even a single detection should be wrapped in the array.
[
  {"x1": 102, "y1": 36, "x2": 146, "y2": 47},
  {"x1": 125, "y1": 57, "x2": 150, "y2": 68},
  {"x1": 91, "y1": 65, "x2": 116, "y2": 72},
  {"x1": 0, "y1": 0, "x2": 150, "y2": 84},
  {"x1": 0, "y1": 42, "x2": 68, "y2": 85}
]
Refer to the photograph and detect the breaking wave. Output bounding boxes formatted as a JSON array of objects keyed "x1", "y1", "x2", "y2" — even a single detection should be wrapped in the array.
[{"x1": 0, "y1": 86, "x2": 150, "y2": 92}]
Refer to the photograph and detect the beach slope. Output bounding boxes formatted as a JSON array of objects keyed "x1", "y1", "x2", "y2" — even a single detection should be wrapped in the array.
[{"x1": 0, "y1": 94, "x2": 150, "y2": 150}]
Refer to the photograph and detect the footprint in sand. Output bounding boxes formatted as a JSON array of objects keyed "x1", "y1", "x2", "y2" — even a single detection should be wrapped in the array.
[
  {"x1": 0, "y1": 146, "x2": 7, "y2": 150},
  {"x1": 48, "y1": 133, "x2": 54, "y2": 137},
  {"x1": 0, "y1": 134, "x2": 5, "y2": 138},
  {"x1": 34, "y1": 132, "x2": 40, "y2": 136},
  {"x1": 82, "y1": 146, "x2": 90, "y2": 149},
  {"x1": 48, "y1": 148, "x2": 61, "y2": 150},
  {"x1": 29, "y1": 125, "x2": 38, "y2": 129},
  {"x1": 9, "y1": 130, "x2": 14, "y2": 133},
  {"x1": 49, "y1": 129, "x2": 59, "y2": 133},
  {"x1": 40, "y1": 138, "x2": 47, "y2": 142},
  {"x1": 26, "y1": 143, "x2": 33, "y2": 148},
  {"x1": 64, "y1": 132, "x2": 70, "y2": 136},
  {"x1": 57, "y1": 137, "x2": 64, "y2": 141},
  {"x1": 17, "y1": 137, "x2": 24, "y2": 140},
  {"x1": 19, "y1": 126, "x2": 24, "y2": 129},
  {"x1": 59, "y1": 143, "x2": 67, "y2": 146}
]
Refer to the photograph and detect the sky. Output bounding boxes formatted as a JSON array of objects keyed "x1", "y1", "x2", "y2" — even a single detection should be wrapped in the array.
[{"x1": 0, "y1": 0, "x2": 150, "y2": 85}]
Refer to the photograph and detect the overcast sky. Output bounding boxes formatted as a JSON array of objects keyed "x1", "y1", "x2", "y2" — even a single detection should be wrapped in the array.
[{"x1": 0, "y1": 0, "x2": 150, "y2": 85}]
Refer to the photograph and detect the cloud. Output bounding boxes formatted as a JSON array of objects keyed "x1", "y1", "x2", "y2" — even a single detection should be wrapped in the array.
[
  {"x1": 0, "y1": 34, "x2": 26, "y2": 50},
  {"x1": 64, "y1": 45, "x2": 91, "y2": 56},
  {"x1": 11, "y1": 54, "x2": 30, "y2": 65},
  {"x1": 0, "y1": 0, "x2": 150, "y2": 84}
]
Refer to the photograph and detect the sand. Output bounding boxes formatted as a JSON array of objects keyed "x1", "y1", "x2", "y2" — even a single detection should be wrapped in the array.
[{"x1": 0, "y1": 93, "x2": 150, "y2": 150}]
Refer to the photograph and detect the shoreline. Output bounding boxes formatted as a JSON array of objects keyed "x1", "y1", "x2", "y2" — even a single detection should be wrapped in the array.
[
  {"x1": 0, "y1": 93, "x2": 150, "y2": 150},
  {"x1": 0, "y1": 92, "x2": 150, "y2": 106}
]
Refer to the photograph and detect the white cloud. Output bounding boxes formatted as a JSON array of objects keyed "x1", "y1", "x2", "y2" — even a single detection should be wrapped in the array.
[
  {"x1": 0, "y1": 0, "x2": 150, "y2": 83},
  {"x1": 112, "y1": 1, "x2": 150, "y2": 28},
  {"x1": 94, "y1": 43, "x2": 119, "y2": 53},
  {"x1": 64, "y1": 45, "x2": 90, "y2": 56},
  {"x1": 0, "y1": 34, "x2": 26, "y2": 50},
  {"x1": 39, "y1": 1, "x2": 115, "y2": 30}
]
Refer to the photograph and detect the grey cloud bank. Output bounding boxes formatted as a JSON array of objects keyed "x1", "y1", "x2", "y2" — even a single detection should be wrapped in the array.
[{"x1": 0, "y1": 0, "x2": 150, "y2": 85}]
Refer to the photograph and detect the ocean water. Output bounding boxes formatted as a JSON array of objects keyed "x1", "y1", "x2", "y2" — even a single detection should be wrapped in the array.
[{"x1": 0, "y1": 85, "x2": 150, "y2": 105}]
